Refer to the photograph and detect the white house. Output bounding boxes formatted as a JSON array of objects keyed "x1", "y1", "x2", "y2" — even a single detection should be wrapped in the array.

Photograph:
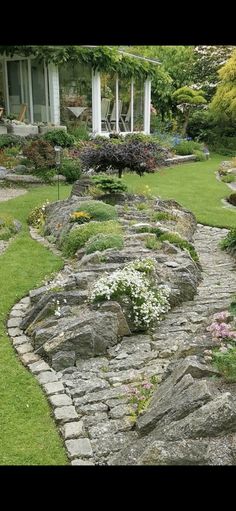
[{"x1": 0, "y1": 46, "x2": 160, "y2": 136}]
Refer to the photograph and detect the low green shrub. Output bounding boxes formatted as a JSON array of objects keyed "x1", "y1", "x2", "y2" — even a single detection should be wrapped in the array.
[
  {"x1": 221, "y1": 228, "x2": 236, "y2": 253},
  {"x1": 69, "y1": 211, "x2": 91, "y2": 224},
  {"x1": 0, "y1": 214, "x2": 18, "y2": 240},
  {"x1": 212, "y1": 347, "x2": 236, "y2": 382},
  {"x1": 62, "y1": 220, "x2": 122, "y2": 256},
  {"x1": 43, "y1": 129, "x2": 75, "y2": 147},
  {"x1": 145, "y1": 236, "x2": 162, "y2": 250},
  {"x1": 221, "y1": 174, "x2": 235, "y2": 183},
  {"x1": 74, "y1": 200, "x2": 117, "y2": 221},
  {"x1": 175, "y1": 140, "x2": 203, "y2": 155},
  {"x1": 91, "y1": 175, "x2": 128, "y2": 194},
  {"x1": 150, "y1": 211, "x2": 177, "y2": 222},
  {"x1": 69, "y1": 126, "x2": 90, "y2": 141},
  {"x1": 60, "y1": 158, "x2": 81, "y2": 183},
  {"x1": 158, "y1": 232, "x2": 199, "y2": 261},
  {"x1": 85, "y1": 233, "x2": 124, "y2": 254},
  {"x1": 0, "y1": 134, "x2": 26, "y2": 148},
  {"x1": 4, "y1": 145, "x2": 21, "y2": 157},
  {"x1": 227, "y1": 193, "x2": 236, "y2": 206},
  {"x1": 193, "y1": 149, "x2": 207, "y2": 161}
]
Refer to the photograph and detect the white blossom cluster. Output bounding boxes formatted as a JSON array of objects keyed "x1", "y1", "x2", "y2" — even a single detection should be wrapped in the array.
[{"x1": 89, "y1": 258, "x2": 170, "y2": 329}]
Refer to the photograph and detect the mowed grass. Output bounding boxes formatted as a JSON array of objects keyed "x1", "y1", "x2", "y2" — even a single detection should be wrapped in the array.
[
  {"x1": 124, "y1": 154, "x2": 236, "y2": 229},
  {"x1": 0, "y1": 184, "x2": 72, "y2": 465}
]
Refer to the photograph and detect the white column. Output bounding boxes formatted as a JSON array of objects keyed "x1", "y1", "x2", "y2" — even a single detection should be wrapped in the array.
[
  {"x1": 130, "y1": 78, "x2": 134, "y2": 133},
  {"x1": 92, "y1": 70, "x2": 101, "y2": 134},
  {"x1": 115, "y1": 75, "x2": 119, "y2": 132},
  {"x1": 3, "y1": 59, "x2": 10, "y2": 115},
  {"x1": 144, "y1": 78, "x2": 151, "y2": 134},
  {"x1": 48, "y1": 63, "x2": 60, "y2": 125},
  {"x1": 28, "y1": 58, "x2": 34, "y2": 124}
]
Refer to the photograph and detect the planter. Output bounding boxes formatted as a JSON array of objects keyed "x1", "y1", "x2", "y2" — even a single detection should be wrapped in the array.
[
  {"x1": 38, "y1": 125, "x2": 67, "y2": 135},
  {"x1": 10, "y1": 124, "x2": 39, "y2": 137}
]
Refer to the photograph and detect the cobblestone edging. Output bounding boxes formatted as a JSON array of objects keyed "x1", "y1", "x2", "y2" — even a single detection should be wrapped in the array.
[
  {"x1": 7, "y1": 296, "x2": 94, "y2": 465},
  {"x1": 7, "y1": 223, "x2": 236, "y2": 465}
]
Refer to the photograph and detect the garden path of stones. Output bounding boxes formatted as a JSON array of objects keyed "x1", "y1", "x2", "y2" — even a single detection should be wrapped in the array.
[{"x1": 7, "y1": 224, "x2": 236, "y2": 465}]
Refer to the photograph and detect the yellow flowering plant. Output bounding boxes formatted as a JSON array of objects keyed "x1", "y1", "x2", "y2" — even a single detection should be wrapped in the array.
[{"x1": 69, "y1": 211, "x2": 91, "y2": 224}]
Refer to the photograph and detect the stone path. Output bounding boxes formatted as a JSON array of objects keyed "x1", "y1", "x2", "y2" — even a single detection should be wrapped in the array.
[
  {"x1": 0, "y1": 187, "x2": 27, "y2": 202},
  {"x1": 7, "y1": 223, "x2": 236, "y2": 465}
]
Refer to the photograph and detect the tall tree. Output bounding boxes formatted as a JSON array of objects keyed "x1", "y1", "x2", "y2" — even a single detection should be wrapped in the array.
[
  {"x1": 172, "y1": 86, "x2": 207, "y2": 135},
  {"x1": 210, "y1": 49, "x2": 236, "y2": 124},
  {"x1": 192, "y1": 46, "x2": 235, "y2": 101}
]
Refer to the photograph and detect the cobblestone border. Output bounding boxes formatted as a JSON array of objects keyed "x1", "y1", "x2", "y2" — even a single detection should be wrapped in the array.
[
  {"x1": 7, "y1": 297, "x2": 94, "y2": 465},
  {"x1": 6, "y1": 225, "x2": 95, "y2": 465}
]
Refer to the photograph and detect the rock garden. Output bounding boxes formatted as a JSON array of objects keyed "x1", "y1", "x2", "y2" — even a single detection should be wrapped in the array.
[{"x1": 6, "y1": 173, "x2": 236, "y2": 465}]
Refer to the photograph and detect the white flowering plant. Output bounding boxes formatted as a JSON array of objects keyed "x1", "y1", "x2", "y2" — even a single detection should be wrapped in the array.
[{"x1": 89, "y1": 258, "x2": 170, "y2": 329}]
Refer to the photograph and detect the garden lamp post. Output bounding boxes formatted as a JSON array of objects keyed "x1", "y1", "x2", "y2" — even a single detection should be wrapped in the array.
[{"x1": 54, "y1": 146, "x2": 61, "y2": 200}]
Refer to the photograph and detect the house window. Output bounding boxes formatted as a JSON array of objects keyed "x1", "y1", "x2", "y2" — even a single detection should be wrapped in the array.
[
  {"x1": 59, "y1": 62, "x2": 92, "y2": 131},
  {"x1": 99, "y1": 72, "x2": 147, "y2": 134}
]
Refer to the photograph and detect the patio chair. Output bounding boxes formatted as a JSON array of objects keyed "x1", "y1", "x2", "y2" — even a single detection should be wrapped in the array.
[
  {"x1": 120, "y1": 103, "x2": 131, "y2": 131},
  {"x1": 109, "y1": 100, "x2": 123, "y2": 131},
  {"x1": 17, "y1": 104, "x2": 27, "y2": 122},
  {"x1": 101, "y1": 98, "x2": 111, "y2": 131}
]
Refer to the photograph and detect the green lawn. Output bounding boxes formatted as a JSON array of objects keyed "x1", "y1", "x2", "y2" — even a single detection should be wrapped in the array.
[
  {"x1": 124, "y1": 154, "x2": 236, "y2": 229},
  {"x1": 0, "y1": 184, "x2": 72, "y2": 465}
]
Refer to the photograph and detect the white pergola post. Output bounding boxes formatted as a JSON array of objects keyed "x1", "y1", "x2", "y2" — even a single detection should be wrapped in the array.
[
  {"x1": 48, "y1": 63, "x2": 60, "y2": 125},
  {"x1": 144, "y1": 78, "x2": 151, "y2": 134},
  {"x1": 92, "y1": 70, "x2": 101, "y2": 134}
]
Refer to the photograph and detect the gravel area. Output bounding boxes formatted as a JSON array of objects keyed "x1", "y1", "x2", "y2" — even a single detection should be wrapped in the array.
[{"x1": 0, "y1": 187, "x2": 27, "y2": 202}]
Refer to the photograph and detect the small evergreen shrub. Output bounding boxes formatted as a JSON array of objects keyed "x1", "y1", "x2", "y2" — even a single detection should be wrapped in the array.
[
  {"x1": 43, "y1": 129, "x2": 75, "y2": 147},
  {"x1": 84, "y1": 233, "x2": 124, "y2": 254},
  {"x1": 74, "y1": 200, "x2": 117, "y2": 221},
  {"x1": 60, "y1": 158, "x2": 81, "y2": 183},
  {"x1": 62, "y1": 220, "x2": 122, "y2": 256},
  {"x1": 193, "y1": 149, "x2": 207, "y2": 161},
  {"x1": 91, "y1": 175, "x2": 128, "y2": 194},
  {"x1": 145, "y1": 236, "x2": 162, "y2": 250},
  {"x1": 212, "y1": 347, "x2": 236, "y2": 382}
]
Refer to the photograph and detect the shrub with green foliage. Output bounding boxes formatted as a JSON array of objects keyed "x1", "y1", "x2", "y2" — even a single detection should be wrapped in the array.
[
  {"x1": 69, "y1": 126, "x2": 90, "y2": 141},
  {"x1": 0, "y1": 214, "x2": 18, "y2": 240},
  {"x1": 158, "y1": 232, "x2": 199, "y2": 261},
  {"x1": 227, "y1": 193, "x2": 236, "y2": 206},
  {"x1": 91, "y1": 175, "x2": 128, "y2": 194},
  {"x1": 43, "y1": 129, "x2": 75, "y2": 148},
  {"x1": 62, "y1": 220, "x2": 122, "y2": 256},
  {"x1": 221, "y1": 228, "x2": 236, "y2": 254},
  {"x1": 145, "y1": 236, "x2": 162, "y2": 250},
  {"x1": 74, "y1": 200, "x2": 117, "y2": 221},
  {"x1": 212, "y1": 347, "x2": 236, "y2": 382},
  {"x1": 60, "y1": 158, "x2": 81, "y2": 183},
  {"x1": 150, "y1": 211, "x2": 177, "y2": 222},
  {"x1": 0, "y1": 134, "x2": 26, "y2": 148},
  {"x1": 84, "y1": 233, "x2": 124, "y2": 254},
  {"x1": 22, "y1": 139, "x2": 55, "y2": 169},
  {"x1": 221, "y1": 174, "x2": 235, "y2": 183},
  {"x1": 193, "y1": 149, "x2": 207, "y2": 161},
  {"x1": 175, "y1": 140, "x2": 204, "y2": 155}
]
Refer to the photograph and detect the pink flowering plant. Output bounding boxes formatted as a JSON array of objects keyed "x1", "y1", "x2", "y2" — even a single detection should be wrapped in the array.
[
  {"x1": 125, "y1": 376, "x2": 158, "y2": 417},
  {"x1": 206, "y1": 302, "x2": 236, "y2": 381}
]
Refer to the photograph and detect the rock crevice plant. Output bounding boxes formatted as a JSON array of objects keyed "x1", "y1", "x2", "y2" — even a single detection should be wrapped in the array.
[{"x1": 89, "y1": 258, "x2": 170, "y2": 330}]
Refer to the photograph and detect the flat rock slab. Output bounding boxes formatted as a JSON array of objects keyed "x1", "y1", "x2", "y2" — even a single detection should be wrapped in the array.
[
  {"x1": 65, "y1": 438, "x2": 93, "y2": 459},
  {"x1": 0, "y1": 188, "x2": 27, "y2": 202}
]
